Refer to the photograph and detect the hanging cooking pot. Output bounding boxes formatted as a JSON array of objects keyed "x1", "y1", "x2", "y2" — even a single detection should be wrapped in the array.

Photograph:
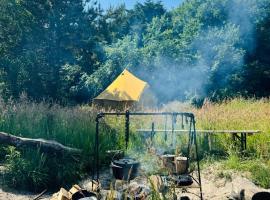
[
  {"x1": 161, "y1": 154, "x2": 175, "y2": 173},
  {"x1": 111, "y1": 158, "x2": 140, "y2": 180},
  {"x1": 175, "y1": 156, "x2": 188, "y2": 174}
]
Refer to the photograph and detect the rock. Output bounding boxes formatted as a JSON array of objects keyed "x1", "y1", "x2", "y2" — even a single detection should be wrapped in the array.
[{"x1": 227, "y1": 189, "x2": 245, "y2": 200}]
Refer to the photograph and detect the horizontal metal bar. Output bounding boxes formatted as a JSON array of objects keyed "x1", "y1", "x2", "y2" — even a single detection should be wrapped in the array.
[{"x1": 98, "y1": 112, "x2": 194, "y2": 117}]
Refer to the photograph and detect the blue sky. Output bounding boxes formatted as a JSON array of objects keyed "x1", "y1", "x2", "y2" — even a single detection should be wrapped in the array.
[{"x1": 97, "y1": 0, "x2": 183, "y2": 10}]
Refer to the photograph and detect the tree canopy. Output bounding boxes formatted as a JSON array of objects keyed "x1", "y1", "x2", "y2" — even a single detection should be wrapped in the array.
[{"x1": 0, "y1": 0, "x2": 270, "y2": 104}]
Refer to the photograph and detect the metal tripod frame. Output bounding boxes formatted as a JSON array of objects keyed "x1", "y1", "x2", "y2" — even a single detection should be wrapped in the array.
[{"x1": 93, "y1": 111, "x2": 203, "y2": 200}]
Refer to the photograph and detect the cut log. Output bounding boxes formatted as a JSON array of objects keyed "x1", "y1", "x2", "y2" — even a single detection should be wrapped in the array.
[{"x1": 0, "y1": 132, "x2": 82, "y2": 155}]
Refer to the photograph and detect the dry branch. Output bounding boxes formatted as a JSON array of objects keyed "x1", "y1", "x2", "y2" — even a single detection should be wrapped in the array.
[{"x1": 0, "y1": 132, "x2": 82, "y2": 155}]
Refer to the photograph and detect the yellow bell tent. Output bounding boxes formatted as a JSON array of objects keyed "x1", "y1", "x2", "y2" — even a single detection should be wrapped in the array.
[{"x1": 93, "y1": 69, "x2": 154, "y2": 110}]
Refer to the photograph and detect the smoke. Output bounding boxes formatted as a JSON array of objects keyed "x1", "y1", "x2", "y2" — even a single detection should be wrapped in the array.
[
  {"x1": 135, "y1": 57, "x2": 208, "y2": 102},
  {"x1": 129, "y1": 0, "x2": 269, "y2": 103}
]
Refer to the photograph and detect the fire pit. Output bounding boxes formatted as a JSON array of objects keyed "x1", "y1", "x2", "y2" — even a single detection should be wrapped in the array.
[
  {"x1": 94, "y1": 111, "x2": 203, "y2": 200},
  {"x1": 111, "y1": 158, "x2": 140, "y2": 180}
]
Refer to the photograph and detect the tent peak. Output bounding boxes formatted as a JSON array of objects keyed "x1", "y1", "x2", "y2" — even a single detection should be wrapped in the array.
[{"x1": 94, "y1": 69, "x2": 148, "y2": 102}]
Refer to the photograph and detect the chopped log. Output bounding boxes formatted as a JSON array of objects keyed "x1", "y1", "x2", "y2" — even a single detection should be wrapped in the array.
[
  {"x1": 51, "y1": 188, "x2": 70, "y2": 200},
  {"x1": 0, "y1": 132, "x2": 82, "y2": 155}
]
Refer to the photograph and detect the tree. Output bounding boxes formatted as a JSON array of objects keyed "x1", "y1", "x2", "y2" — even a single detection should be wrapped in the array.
[{"x1": 0, "y1": 0, "x2": 106, "y2": 103}]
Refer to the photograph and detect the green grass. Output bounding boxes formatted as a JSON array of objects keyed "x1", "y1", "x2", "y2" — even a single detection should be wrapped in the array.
[
  {"x1": 0, "y1": 97, "x2": 123, "y2": 191},
  {"x1": 1, "y1": 97, "x2": 270, "y2": 191},
  {"x1": 159, "y1": 98, "x2": 270, "y2": 188},
  {"x1": 223, "y1": 153, "x2": 270, "y2": 188}
]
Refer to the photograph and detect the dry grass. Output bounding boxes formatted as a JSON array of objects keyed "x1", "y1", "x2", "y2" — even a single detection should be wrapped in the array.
[
  {"x1": 194, "y1": 98, "x2": 270, "y2": 158},
  {"x1": 1, "y1": 97, "x2": 270, "y2": 190}
]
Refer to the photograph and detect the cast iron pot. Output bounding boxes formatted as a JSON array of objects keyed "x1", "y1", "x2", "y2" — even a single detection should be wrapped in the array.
[
  {"x1": 252, "y1": 192, "x2": 270, "y2": 200},
  {"x1": 171, "y1": 175, "x2": 193, "y2": 186},
  {"x1": 111, "y1": 158, "x2": 140, "y2": 180},
  {"x1": 72, "y1": 190, "x2": 97, "y2": 200}
]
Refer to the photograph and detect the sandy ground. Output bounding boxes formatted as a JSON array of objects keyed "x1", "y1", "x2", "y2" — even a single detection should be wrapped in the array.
[
  {"x1": 0, "y1": 188, "x2": 50, "y2": 200},
  {"x1": 1, "y1": 165, "x2": 269, "y2": 200},
  {"x1": 198, "y1": 165, "x2": 270, "y2": 200}
]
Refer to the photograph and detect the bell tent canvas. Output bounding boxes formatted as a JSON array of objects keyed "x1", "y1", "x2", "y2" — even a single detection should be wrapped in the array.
[{"x1": 93, "y1": 69, "x2": 154, "y2": 110}]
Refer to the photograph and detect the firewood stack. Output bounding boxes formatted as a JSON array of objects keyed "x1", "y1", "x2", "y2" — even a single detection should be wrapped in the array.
[{"x1": 51, "y1": 183, "x2": 99, "y2": 200}]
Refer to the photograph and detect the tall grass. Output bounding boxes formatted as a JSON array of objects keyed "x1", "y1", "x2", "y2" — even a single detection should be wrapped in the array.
[
  {"x1": 0, "y1": 96, "x2": 122, "y2": 191},
  {"x1": 158, "y1": 98, "x2": 270, "y2": 188},
  {"x1": 193, "y1": 98, "x2": 270, "y2": 188},
  {"x1": 195, "y1": 98, "x2": 270, "y2": 158},
  {"x1": 1, "y1": 97, "x2": 270, "y2": 190}
]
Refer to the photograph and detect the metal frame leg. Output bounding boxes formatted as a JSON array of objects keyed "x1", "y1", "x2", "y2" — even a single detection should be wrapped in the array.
[
  {"x1": 95, "y1": 116, "x2": 100, "y2": 182},
  {"x1": 192, "y1": 117, "x2": 203, "y2": 200}
]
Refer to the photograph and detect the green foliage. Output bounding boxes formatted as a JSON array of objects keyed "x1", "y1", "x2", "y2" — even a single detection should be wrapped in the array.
[
  {"x1": 1, "y1": 0, "x2": 270, "y2": 192},
  {"x1": 0, "y1": 0, "x2": 106, "y2": 103},
  {"x1": 250, "y1": 163, "x2": 270, "y2": 188},
  {"x1": 0, "y1": 97, "x2": 122, "y2": 190},
  {"x1": 3, "y1": 146, "x2": 48, "y2": 191},
  {"x1": 1, "y1": 0, "x2": 270, "y2": 103},
  {"x1": 100, "y1": 0, "x2": 270, "y2": 103}
]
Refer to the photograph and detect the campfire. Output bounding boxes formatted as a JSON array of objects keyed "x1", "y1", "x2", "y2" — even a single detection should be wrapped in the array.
[
  {"x1": 91, "y1": 111, "x2": 203, "y2": 200},
  {"x1": 51, "y1": 111, "x2": 203, "y2": 200}
]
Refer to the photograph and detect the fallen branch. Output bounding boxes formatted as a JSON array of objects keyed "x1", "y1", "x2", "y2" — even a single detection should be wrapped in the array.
[{"x1": 0, "y1": 132, "x2": 82, "y2": 155}]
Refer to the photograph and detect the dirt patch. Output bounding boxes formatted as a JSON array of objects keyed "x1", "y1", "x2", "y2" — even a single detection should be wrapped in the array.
[
  {"x1": 0, "y1": 188, "x2": 50, "y2": 200},
  {"x1": 1, "y1": 164, "x2": 269, "y2": 200},
  {"x1": 201, "y1": 165, "x2": 270, "y2": 200}
]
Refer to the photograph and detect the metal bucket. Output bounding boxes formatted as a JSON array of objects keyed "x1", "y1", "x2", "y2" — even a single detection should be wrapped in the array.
[{"x1": 175, "y1": 156, "x2": 188, "y2": 174}]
